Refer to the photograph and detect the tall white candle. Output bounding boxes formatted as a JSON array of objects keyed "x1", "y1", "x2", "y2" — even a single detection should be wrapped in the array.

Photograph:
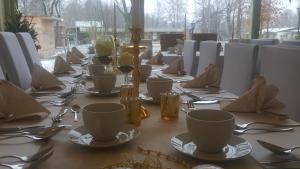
[
  {"x1": 131, "y1": 0, "x2": 140, "y2": 28},
  {"x1": 113, "y1": 1, "x2": 117, "y2": 34}
]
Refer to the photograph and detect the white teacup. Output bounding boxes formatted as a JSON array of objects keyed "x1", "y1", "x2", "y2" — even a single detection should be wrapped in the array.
[
  {"x1": 93, "y1": 73, "x2": 116, "y2": 92},
  {"x1": 186, "y1": 109, "x2": 235, "y2": 153},
  {"x1": 146, "y1": 77, "x2": 173, "y2": 101},
  {"x1": 88, "y1": 64, "x2": 105, "y2": 75},
  {"x1": 82, "y1": 103, "x2": 125, "y2": 141},
  {"x1": 139, "y1": 65, "x2": 152, "y2": 82}
]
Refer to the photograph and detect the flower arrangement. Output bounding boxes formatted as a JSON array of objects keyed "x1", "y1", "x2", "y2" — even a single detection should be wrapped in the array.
[
  {"x1": 119, "y1": 52, "x2": 134, "y2": 66},
  {"x1": 95, "y1": 35, "x2": 114, "y2": 57}
]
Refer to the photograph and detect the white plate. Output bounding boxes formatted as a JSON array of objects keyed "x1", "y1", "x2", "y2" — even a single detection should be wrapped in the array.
[
  {"x1": 139, "y1": 93, "x2": 160, "y2": 104},
  {"x1": 85, "y1": 87, "x2": 120, "y2": 96},
  {"x1": 171, "y1": 133, "x2": 252, "y2": 161},
  {"x1": 68, "y1": 125, "x2": 140, "y2": 148}
]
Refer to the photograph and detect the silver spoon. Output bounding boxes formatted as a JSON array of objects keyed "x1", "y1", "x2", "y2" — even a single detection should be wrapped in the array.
[
  {"x1": 257, "y1": 140, "x2": 300, "y2": 155},
  {"x1": 234, "y1": 127, "x2": 294, "y2": 135},
  {"x1": 70, "y1": 104, "x2": 81, "y2": 122}
]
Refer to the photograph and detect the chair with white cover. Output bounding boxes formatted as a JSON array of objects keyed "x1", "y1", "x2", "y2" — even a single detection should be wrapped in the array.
[
  {"x1": 0, "y1": 65, "x2": 5, "y2": 80},
  {"x1": 0, "y1": 32, "x2": 32, "y2": 89},
  {"x1": 220, "y1": 43, "x2": 258, "y2": 96},
  {"x1": 259, "y1": 46, "x2": 300, "y2": 121},
  {"x1": 251, "y1": 39, "x2": 279, "y2": 46},
  {"x1": 183, "y1": 40, "x2": 196, "y2": 76},
  {"x1": 197, "y1": 41, "x2": 221, "y2": 75},
  {"x1": 280, "y1": 40, "x2": 300, "y2": 47},
  {"x1": 16, "y1": 32, "x2": 41, "y2": 72}
]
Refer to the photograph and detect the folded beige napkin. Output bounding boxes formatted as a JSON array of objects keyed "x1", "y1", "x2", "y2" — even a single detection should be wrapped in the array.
[
  {"x1": 146, "y1": 51, "x2": 163, "y2": 65},
  {"x1": 66, "y1": 51, "x2": 82, "y2": 64},
  {"x1": 162, "y1": 57, "x2": 184, "y2": 74},
  {"x1": 182, "y1": 64, "x2": 220, "y2": 88},
  {"x1": 139, "y1": 47, "x2": 151, "y2": 59},
  {"x1": 53, "y1": 56, "x2": 75, "y2": 74},
  {"x1": 72, "y1": 47, "x2": 86, "y2": 58},
  {"x1": 31, "y1": 64, "x2": 65, "y2": 91},
  {"x1": 222, "y1": 76, "x2": 286, "y2": 116},
  {"x1": 0, "y1": 80, "x2": 50, "y2": 121}
]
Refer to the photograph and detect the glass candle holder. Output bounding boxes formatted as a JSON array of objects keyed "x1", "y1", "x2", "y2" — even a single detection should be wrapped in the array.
[
  {"x1": 124, "y1": 97, "x2": 141, "y2": 126},
  {"x1": 160, "y1": 92, "x2": 180, "y2": 121}
]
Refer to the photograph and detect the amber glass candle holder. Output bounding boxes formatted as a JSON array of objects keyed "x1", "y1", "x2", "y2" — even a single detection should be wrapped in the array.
[{"x1": 160, "y1": 92, "x2": 180, "y2": 121}]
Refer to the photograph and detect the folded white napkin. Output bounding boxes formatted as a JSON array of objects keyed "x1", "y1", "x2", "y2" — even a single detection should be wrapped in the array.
[
  {"x1": 66, "y1": 51, "x2": 82, "y2": 64},
  {"x1": 72, "y1": 47, "x2": 86, "y2": 58},
  {"x1": 53, "y1": 56, "x2": 75, "y2": 74},
  {"x1": 31, "y1": 64, "x2": 65, "y2": 91},
  {"x1": 0, "y1": 80, "x2": 50, "y2": 121}
]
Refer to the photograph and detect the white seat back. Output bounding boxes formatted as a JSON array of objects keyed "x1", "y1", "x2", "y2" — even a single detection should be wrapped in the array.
[
  {"x1": 220, "y1": 43, "x2": 258, "y2": 96},
  {"x1": 0, "y1": 32, "x2": 32, "y2": 89},
  {"x1": 197, "y1": 41, "x2": 221, "y2": 75},
  {"x1": 0, "y1": 65, "x2": 5, "y2": 80},
  {"x1": 251, "y1": 39, "x2": 279, "y2": 46},
  {"x1": 183, "y1": 40, "x2": 196, "y2": 76},
  {"x1": 16, "y1": 32, "x2": 41, "y2": 72},
  {"x1": 259, "y1": 46, "x2": 300, "y2": 121},
  {"x1": 280, "y1": 40, "x2": 300, "y2": 47}
]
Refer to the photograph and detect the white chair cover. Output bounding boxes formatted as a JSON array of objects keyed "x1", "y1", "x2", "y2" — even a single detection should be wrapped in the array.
[
  {"x1": 259, "y1": 46, "x2": 300, "y2": 121},
  {"x1": 0, "y1": 65, "x2": 5, "y2": 80},
  {"x1": 251, "y1": 39, "x2": 279, "y2": 46},
  {"x1": 280, "y1": 40, "x2": 300, "y2": 47},
  {"x1": 197, "y1": 41, "x2": 221, "y2": 75},
  {"x1": 16, "y1": 32, "x2": 41, "y2": 72},
  {"x1": 220, "y1": 43, "x2": 258, "y2": 96},
  {"x1": 0, "y1": 32, "x2": 32, "y2": 89},
  {"x1": 183, "y1": 40, "x2": 196, "y2": 76}
]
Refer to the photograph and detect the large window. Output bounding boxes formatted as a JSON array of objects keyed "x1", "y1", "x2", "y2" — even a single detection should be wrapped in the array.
[{"x1": 17, "y1": 0, "x2": 300, "y2": 58}]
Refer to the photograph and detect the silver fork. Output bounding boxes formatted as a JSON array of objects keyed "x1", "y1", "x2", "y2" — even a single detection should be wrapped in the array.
[
  {"x1": 236, "y1": 122, "x2": 300, "y2": 129},
  {"x1": 0, "y1": 145, "x2": 53, "y2": 162},
  {"x1": 234, "y1": 128, "x2": 294, "y2": 135},
  {"x1": 51, "y1": 108, "x2": 69, "y2": 124},
  {"x1": 0, "y1": 151, "x2": 53, "y2": 169}
]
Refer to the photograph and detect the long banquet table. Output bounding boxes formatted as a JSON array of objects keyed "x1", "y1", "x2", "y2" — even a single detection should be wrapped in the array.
[{"x1": 0, "y1": 67, "x2": 300, "y2": 169}]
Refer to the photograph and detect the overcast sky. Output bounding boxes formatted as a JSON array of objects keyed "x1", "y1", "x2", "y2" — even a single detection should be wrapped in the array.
[{"x1": 67, "y1": 0, "x2": 300, "y2": 14}]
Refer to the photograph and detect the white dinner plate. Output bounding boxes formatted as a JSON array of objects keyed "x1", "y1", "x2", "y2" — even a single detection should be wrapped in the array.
[
  {"x1": 139, "y1": 93, "x2": 160, "y2": 104},
  {"x1": 68, "y1": 125, "x2": 140, "y2": 148},
  {"x1": 171, "y1": 133, "x2": 252, "y2": 161},
  {"x1": 85, "y1": 87, "x2": 120, "y2": 97}
]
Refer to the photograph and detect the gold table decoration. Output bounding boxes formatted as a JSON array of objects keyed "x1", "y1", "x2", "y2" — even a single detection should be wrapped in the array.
[
  {"x1": 130, "y1": 28, "x2": 150, "y2": 119},
  {"x1": 99, "y1": 146, "x2": 191, "y2": 169}
]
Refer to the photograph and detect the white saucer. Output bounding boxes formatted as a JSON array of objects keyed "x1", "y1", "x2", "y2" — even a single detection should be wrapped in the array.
[
  {"x1": 171, "y1": 133, "x2": 252, "y2": 161},
  {"x1": 139, "y1": 93, "x2": 160, "y2": 104},
  {"x1": 85, "y1": 87, "x2": 120, "y2": 96},
  {"x1": 68, "y1": 125, "x2": 140, "y2": 148}
]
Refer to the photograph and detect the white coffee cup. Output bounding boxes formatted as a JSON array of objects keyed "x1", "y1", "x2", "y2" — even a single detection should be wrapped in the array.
[
  {"x1": 93, "y1": 73, "x2": 116, "y2": 92},
  {"x1": 186, "y1": 109, "x2": 235, "y2": 153},
  {"x1": 82, "y1": 103, "x2": 125, "y2": 141},
  {"x1": 139, "y1": 65, "x2": 152, "y2": 82},
  {"x1": 146, "y1": 77, "x2": 173, "y2": 101},
  {"x1": 88, "y1": 64, "x2": 105, "y2": 75}
]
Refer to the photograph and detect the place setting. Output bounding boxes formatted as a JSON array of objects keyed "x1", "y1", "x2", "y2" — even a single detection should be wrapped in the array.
[
  {"x1": 68, "y1": 103, "x2": 140, "y2": 148},
  {"x1": 171, "y1": 109, "x2": 252, "y2": 162},
  {"x1": 84, "y1": 73, "x2": 120, "y2": 97}
]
